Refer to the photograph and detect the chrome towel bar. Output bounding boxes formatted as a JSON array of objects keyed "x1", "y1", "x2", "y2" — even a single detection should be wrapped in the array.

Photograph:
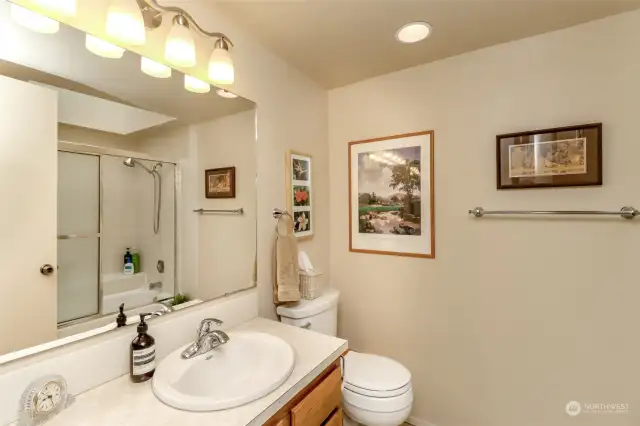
[
  {"x1": 193, "y1": 208, "x2": 244, "y2": 215},
  {"x1": 468, "y1": 206, "x2": 640, "y2": 220}
]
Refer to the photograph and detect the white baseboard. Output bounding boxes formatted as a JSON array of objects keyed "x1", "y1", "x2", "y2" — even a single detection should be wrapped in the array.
[{"x1": 407, "y1": 416, "x2": 438, "y2": 426}]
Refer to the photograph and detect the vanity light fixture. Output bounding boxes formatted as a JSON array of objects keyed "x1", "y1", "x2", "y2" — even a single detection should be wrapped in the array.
[
  {"x1": 10, "y1": 4, "x2": 59, "y2": 34},
  {"x1": 209, "y1": 38, "x2": 234, "y2": 85},
  {"x1": 106, "y1": 0, "x2": 146, "y2": 45},
  {"x1": 165, "y1": 15, "x2": 196, "y2": 67},
  {"x1": 141, "y1": 57, "x2": 172, "y2": 78},
  {"x1": 85, "y1": 34, "x2": 126, "y2": 59},
  {"x1": 130, "y1": 1, "x2": 235, "y2": 84},
  {"x1": 184, "y1": 75, "x2": 210, "y2": 94},
  {"x1": 216, "y1": 89, "x2": 238, "y2": 99},
  {"x1": 395, "y1": 22, "x2": 432, "y2": 44}
]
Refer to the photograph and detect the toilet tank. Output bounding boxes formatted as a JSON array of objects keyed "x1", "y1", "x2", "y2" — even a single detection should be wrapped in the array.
[{"x1": 276, "y1": 289, "x2": 339, "y2": 336}]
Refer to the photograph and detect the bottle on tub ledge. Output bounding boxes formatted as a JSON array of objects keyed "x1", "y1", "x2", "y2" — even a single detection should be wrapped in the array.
[
  {"x1": 130, "y1": 313, "x2": 156, "y2": 383},
  {"x1": 131, "y1": 248, "x2": 140, "y2": 274},
  {"x1": 123, "y1": 247, "x2": 134, "y2": 275}
]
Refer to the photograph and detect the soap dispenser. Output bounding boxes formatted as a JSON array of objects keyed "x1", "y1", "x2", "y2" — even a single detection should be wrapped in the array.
[
  {"x1": 130, "y1": 313, "x2": 155, "y2": 383},
  {"x1": 116, "y1": 303, "x2": 127, "y2": 328}
]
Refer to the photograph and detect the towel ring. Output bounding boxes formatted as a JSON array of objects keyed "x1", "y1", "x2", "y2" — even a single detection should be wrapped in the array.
[
  {"x1": 272, "y1": 208, "x2": 291, "y2": 219},
  {"x1": 273, "y1": 208, "x2": 294, "y2": 236}
]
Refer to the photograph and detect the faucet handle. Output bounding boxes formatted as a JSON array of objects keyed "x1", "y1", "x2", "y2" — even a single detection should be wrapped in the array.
[{"x1": 197, "y1": 318, "x2": 223, "y2": 338}]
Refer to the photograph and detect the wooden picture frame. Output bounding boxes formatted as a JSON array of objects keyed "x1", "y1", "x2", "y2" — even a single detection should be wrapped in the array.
[
  {"x1": 496, "y1": 123, "x2": 602, "y2": 189},
  {"x1": 348, "y1": 130, "x2": 435, "y2": 258},
  {"x1": 286, "y1": 151, "x2": 313, "y2": 239},
  {"x1": 205, "y1": 166, "x2": 236, "y2": 198}
]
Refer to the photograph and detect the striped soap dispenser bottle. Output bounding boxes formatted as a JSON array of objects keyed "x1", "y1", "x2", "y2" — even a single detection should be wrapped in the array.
[{"x1": 130, "y1": 313, "x2": 156, "y2": 383}]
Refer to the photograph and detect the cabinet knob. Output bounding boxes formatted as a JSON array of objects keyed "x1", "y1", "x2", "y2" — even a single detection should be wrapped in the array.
[{"x1": 40, "y1": 264, "x2": 55, "y2": 276}]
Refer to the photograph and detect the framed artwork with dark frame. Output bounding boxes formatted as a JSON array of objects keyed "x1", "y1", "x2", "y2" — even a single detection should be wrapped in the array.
[
  {"x1": 497, "y1": 123, "x2": 602, "y2": 189},
  {"x1": 205, "y1": 166, "x2": 236, "y2": 198},
  {"x1": 348, "y1": 130, "x2": 435, "y2": 259}
]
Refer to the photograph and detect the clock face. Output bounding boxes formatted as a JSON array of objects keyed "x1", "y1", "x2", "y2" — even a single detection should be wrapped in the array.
[
  {"x1": 19, "y1": 374, "x2": 70, "y2": 425},
  {"x1": 34, "y1": 381, "x2": 62, "y2": 414}
]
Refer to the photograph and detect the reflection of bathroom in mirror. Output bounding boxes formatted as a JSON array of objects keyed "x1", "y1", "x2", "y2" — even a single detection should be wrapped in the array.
[
  {"x1": 57, "y1": 152, "x2": 177, "y2": 326},
  {"x1": 0, "y1": 1, "x2": 257, "y2": 360}
]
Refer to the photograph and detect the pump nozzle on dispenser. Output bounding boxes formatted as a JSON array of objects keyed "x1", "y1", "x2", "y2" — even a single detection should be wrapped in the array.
[{"x1": 116, "y1": 303, "x2": 127, "y2": 328}]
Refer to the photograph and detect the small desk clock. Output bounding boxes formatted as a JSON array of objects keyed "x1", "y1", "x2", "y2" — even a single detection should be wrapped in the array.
[{"x1": 18, "y1": 375, "x2": 74, "y2": 426}]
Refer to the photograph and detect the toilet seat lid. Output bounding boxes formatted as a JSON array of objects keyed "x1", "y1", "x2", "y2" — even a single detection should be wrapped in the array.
[{"x1": 343, "y1": 352, "x2": 411, "y2": 396}]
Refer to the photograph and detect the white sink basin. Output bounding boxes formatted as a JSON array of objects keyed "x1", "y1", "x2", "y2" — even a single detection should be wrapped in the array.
[{"x1": 152, "y1": 331, "x2": 295, "y2": 411}]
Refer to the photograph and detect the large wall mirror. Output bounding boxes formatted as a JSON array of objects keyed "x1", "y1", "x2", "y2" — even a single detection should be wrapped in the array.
[{"x1": 0, "y1": 1, "x2": 257, "y2": 362}]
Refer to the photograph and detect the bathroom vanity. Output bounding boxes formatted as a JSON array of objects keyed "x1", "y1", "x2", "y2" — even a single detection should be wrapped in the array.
[
  {"x1": 23, "y1": 318, "x2": 347, "y2": 426},
  {"x1": 264, "y1": 360, "x2": 342, "y2": 426}
]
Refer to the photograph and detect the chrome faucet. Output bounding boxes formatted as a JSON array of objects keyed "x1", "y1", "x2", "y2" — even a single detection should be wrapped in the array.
[
  {"x1": 180, "y1": 318, "x2": 230, "y2": 360},
  {"x1": 149, "y1": 300, "x2": 174, "y2": 317}
]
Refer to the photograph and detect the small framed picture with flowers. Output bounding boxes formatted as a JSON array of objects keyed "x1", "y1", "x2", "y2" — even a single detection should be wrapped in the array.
[{"x1": 286, "y1": 151, "x2": 313, "y2": 239}]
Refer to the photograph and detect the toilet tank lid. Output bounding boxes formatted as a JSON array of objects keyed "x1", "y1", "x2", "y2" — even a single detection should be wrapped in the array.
[{"x1": 276, "y1": 288, "x2": 339, "y2": 319}]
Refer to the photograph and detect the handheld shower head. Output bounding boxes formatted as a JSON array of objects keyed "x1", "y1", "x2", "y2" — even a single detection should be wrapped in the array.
[
  {"x1": 122, "y1": 157, "x2": 163, "y2": 235},
  {"x1": 123, "y1": 157, "x2": 154, "y2": 174}
]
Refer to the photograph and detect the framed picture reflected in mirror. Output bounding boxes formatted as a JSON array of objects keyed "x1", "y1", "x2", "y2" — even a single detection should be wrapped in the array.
[{"x1": 205, "y1": 166, "x2": 236, "y2": 198}]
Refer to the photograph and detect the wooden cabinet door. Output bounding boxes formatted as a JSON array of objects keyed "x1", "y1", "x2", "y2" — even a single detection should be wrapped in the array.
[
  {"x1": 274, "y1": 413, "x2": 291, "y2": 426},
  {"x1": 324, "y1": 409, "x2": 343, "y2": 426},
  {"x1": 291, "y1": 368, "x2": 342, "y2": 426}
]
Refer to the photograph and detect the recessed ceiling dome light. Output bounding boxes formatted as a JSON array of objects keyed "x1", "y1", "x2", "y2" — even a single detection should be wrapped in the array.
[{"x1": 396, "y1": 22, "x2": 432, "y2": 43}]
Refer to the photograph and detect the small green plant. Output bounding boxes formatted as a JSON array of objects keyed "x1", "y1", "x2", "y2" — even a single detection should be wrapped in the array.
[{"x1": 170, "y1": 293, "x2": 190, "y2": 306}]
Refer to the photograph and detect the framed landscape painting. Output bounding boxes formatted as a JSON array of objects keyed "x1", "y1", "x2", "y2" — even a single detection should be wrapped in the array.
[
  {"x1": 286, "y1": 151, "x2": 313, "y2": 239},
  {"x1": 348, "y1": 130, "x2": 435, "y2": 258},
  {"x1": 496, "y1": 123, "x2": 602, "y2": 189}
]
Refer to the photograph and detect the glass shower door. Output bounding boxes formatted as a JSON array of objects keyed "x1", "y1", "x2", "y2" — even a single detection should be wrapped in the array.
[{"x1": 57, "y1": 151, "x2": 100, "y2": 324}]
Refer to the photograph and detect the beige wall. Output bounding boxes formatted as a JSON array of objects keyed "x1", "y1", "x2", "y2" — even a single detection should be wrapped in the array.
[
  {"x1": 137, "y1": 112, "x2": 258, "y2": 303},
  {"x1": 196, "y1": 110, "x2": 257, "y2": 300},
  {"x1": 329, "y1": 10, "x2": 640, "y2": 426},
  {"x1": 154, "y1": 1, "x2": 330, "y2": 320},
  {"x1": 139, "y1": 112, "x2": 258, "y2": 302}
]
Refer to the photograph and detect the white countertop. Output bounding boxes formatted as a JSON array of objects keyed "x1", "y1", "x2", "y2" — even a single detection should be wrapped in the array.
[{"x1": 42, "y1": 318, "x2": 347, "y2": 426}]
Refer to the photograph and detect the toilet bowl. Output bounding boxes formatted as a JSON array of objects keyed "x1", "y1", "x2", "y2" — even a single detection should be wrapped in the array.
[
  {"x1": 277, "y1": 289, "x2": 413, "y2": 426},
  {"x1": 342, "y1": 351, "x2": 413, "y2": 426}
]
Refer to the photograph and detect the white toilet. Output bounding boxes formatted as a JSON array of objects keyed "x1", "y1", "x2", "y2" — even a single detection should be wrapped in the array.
[{"x1": 277, "y1": 289, "x2": 413, "y2": 426}]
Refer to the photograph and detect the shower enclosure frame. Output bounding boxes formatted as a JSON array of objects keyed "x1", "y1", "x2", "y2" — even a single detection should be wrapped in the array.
[{"x1": 57, "y1": 142, "x2": 178, "y2": 329}]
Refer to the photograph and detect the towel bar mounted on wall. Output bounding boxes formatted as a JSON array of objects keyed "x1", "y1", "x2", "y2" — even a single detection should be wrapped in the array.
[
  {"x1": 193, "y1": 208, "x2": 244, "y2": 215},
  {"x1": 468, "y1": 206, "x2": 640, "y2": 220}
]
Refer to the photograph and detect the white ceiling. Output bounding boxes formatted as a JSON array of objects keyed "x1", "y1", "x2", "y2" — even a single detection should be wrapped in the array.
[{"x1": 213, "y1": 0, "x2": 640, "y2": 88}]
